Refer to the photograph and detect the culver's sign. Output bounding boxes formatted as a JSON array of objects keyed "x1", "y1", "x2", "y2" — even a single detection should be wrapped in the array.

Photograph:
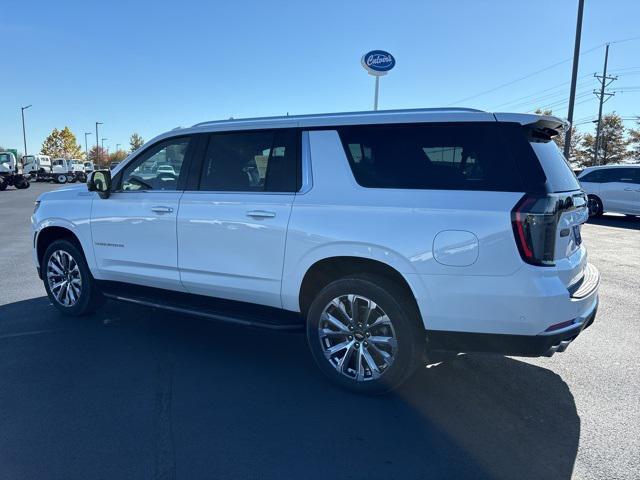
[{"x1": 361, "y1": 50, "x2": 395, "y2": 76}]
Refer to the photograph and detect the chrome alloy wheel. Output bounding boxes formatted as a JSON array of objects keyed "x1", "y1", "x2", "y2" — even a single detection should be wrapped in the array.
[
  {"x1": 47, "y1": 250, "x2": 82, "y2": 307},
  {"x1": 318, "y1": 294, "x2": 397, "y2": 382}
]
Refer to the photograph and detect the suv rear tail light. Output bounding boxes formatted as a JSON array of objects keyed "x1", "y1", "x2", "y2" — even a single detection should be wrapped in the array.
[{"x1": 511, "y1": 194, "x2": 560, "y2": 267}]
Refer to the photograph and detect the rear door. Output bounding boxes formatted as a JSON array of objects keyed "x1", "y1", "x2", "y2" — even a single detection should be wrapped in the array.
[
  {"x1": 599, "y1": 168, "x2": 640, "y2": 214},
  {"x1": 177, "y1": 128, "x2": 299, "y2": 307},
  {"x1": 90, "y1": 135, "x2": 194, "y2": 290}
]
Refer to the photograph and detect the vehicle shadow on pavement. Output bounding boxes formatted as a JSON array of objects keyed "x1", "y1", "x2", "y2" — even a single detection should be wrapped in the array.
[
  {"x1": 587, "y1": 214, "x2": 640, "y2": 230},
  {"x1": 0, "y1": 297, "x2": 579, "y2": 480}
]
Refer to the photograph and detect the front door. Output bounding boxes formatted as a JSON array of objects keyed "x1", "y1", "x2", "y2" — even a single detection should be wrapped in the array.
[
  {"x1": 177, "y1": 128, "x2": 299, "y2": 308},
  {"x1": 91, "y1": 136, "x2": 194, "y2": 290}
]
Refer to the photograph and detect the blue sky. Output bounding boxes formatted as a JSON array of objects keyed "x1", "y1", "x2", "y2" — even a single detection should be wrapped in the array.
[{"x1": 1, "y1": 0, "x2": 639, "y2": 156}]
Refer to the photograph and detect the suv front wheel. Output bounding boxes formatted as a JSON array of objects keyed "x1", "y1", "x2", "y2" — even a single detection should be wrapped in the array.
[
  {"x1": 306, "y1": 275, "x2": 424, "y2": 394},
  {"x1": 42, "y1": 239, "x2": 104, "y2": 316}
]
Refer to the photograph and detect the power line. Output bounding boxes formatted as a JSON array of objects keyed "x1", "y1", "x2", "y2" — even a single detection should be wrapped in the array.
[
  {"x1": 525, "y1": 90, "x2": 594, "y2": 113},
  {"x1": 491, "y1": 65, "x2": 640, "y2": 110},
  {"x1": 609, "y1": 35, "x2": 640, "y2": 45},
  {"x1": 450, "y1": 44, "x2": 603, "y2": 105},
  {"x1": 509, "y1": 84, "x2": 595, "y2": 111},
  {"x1": 450, "y1": 36, "x2": 640, "y2": 107},
  {"x1": 490, "y1": 72, "x2": 596, "y2": 110}
]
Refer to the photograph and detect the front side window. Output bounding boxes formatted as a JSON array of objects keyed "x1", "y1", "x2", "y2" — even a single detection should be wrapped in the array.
[
  {"x1": 579, "y1": 170, "x2": 604, "y2": 183},
  {"x1": 339, "y1": 123, "x2": 523, "y2": 191},
  {"x1": 199, "y1": 129, "x2": 298, "y2": 192},
  {"x1": 120, "y1": 137, "x2": 191, "y2": 191}
]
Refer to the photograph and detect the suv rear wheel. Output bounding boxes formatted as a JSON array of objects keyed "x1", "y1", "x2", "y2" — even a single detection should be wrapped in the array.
[
  {"x1": 306, "y1": 275, "x2": 424, "y2": 394},
  {"x1": 42, "y1": 239, "x2": 104, "y2": 316}
]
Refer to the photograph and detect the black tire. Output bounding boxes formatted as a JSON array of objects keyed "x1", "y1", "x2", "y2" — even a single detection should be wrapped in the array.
[
  {"x1": 15, "y1": 177, "x2": 29, "y2": 189},
  {"x1": 587, "y1": 195, "x2": 603, "y2": 218},
  {"x1": 306, "y1": 274, "x2": 424, "y2": 395},
  {"x1": 55, "y1": 174, "x2": 67, "y2": 184},
  {"x1": 0, "y1": 178, "x2": 6, "y2": 191},
  {"x1": 42, "y1": 239, "x2": 105, "y2": 316}
]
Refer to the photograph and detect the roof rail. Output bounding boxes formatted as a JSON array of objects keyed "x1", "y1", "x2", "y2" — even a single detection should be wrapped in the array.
[{"x1": 191, "y1": 107, "x2": 485, "y2": 128}]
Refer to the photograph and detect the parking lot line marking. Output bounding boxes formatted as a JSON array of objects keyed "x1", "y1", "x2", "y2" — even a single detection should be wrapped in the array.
[{"x1": 0, "y1": 329, "x2": 58, "y2": 340}]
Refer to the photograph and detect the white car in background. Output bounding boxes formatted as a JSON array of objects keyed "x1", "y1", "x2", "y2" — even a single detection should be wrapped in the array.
[
  {"x1": 578, "y1": 165, "x2": 640, "y2": 217},
  {"x1": 156, "y1": 164, "x2": 176, "y2": 176}
]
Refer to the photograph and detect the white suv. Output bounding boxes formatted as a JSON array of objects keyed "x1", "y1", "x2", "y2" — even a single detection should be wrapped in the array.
[
  {"x1": 577, "y1": 164, "x2": 640, "y2": 217},
  {"x1": 32, "y1": 108, "x2": 599, "y2": 393}
]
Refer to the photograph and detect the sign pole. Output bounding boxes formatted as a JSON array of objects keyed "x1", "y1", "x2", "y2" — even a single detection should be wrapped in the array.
[{"x1": 374, "y1": 76, "x2": 380, "y2": 111}]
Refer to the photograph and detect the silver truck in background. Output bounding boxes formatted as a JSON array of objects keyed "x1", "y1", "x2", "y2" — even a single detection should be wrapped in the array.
[
  {"x1": 0, "y1": 151, "x2": 30, "y2": 191},
  {"x1": 23, "y1": 155, "x2": 87, "y2": 183}
]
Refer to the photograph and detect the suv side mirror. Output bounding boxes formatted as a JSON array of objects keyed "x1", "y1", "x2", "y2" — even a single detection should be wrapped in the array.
[{"x1": 87, "y1": 170, "x2": 112, "y2": 198}]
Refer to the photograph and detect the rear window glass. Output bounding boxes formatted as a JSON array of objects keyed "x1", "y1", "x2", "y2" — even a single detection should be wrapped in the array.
[
  {"x1": 601, "y1": 167, "x2": 640, "y2": 183},
  {"x1": 338, "y1": 123, "x2": 525, "y2": 191},
  {"x1": 528, "y1": 140, "x2": 580, "y2": 192}
]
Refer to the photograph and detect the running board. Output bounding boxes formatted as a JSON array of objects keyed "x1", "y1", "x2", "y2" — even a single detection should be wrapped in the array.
[{"x1": 99, "y1": 281, "x2": 304, "y2": 331}]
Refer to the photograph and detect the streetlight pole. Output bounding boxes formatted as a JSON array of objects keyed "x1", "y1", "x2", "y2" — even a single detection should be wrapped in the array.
[
  {"x1": 95, "y1": 122, "x2": 102, "y2": 166},
  {"x1": 21, "y1": 105, "x2": 32, "y2": 157},
  {"x1": 84, "y1": 132, "x2": 92, "y2": 160},
  {"x1": 116, "y1": 143, "x2": 121, "y2": 152},
  {"x1": 564, "y1": 0, "x2": 584, "y2": 160}
]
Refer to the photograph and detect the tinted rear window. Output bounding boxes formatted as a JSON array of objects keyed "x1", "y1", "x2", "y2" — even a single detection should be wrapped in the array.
[
  {"x1": 601, "y1": 167, "x2": 640, "y2": 183},
  {"x1": 528, "y1": 140, "x2": 580, "y2": 192},
  {"x1": 338, "y1": 123, "x2": 525, "y2": 191}
]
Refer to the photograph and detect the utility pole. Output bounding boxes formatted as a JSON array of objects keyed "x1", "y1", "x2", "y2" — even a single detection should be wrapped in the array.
[
  {"x1": 102, "y1": 138, "x2": 108, "y2": 163},
  {"x1": 564, "y1": 0, "x2": 584, "y2": 159},
  {"x1": 95, "y1": 122, "x2": 102, "y2": 167},
  {"x1": 84, "y1": 132, "x2": 92, "y2": 160},
  {"x1": 21, "y1": 105, "x2": 32, "y2": 157},
  {"x1": 593, "y1": 44, "x2": 617, "y2": 165},
  {"x1": 116, "y1": 143, "x2": 121, "y2": 152}
]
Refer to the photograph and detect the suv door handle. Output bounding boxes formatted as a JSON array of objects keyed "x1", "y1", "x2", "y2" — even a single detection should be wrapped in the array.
[
  {"x1": 624, "y1": 187, "x2": 634, "y2": 191},
  {"x1": 151, "y1": 206, "x2": 174, "y2": 213},
  {"x1": 246, "y1": 210, "x2": 276, "y2": 218}
]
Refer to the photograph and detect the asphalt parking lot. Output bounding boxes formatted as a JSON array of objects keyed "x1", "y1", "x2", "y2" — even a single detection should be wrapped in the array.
[{"x1": 1, "y1": 182, "x2": 638, "y2": 480}]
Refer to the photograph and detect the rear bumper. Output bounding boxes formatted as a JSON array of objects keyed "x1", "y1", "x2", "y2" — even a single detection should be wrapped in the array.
[{"x1": 427, "y1": 293, "x2": 599, "y2": 357}]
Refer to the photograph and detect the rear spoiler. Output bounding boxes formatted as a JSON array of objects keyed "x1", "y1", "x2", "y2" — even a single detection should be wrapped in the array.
[{"x1": 493, "y1": 113, "x2": 568, "y2": 140}]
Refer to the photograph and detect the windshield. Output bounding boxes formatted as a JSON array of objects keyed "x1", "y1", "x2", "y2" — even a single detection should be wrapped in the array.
[{"x1": 0, "y1": 153, "x2": 11, "y2": 162}]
